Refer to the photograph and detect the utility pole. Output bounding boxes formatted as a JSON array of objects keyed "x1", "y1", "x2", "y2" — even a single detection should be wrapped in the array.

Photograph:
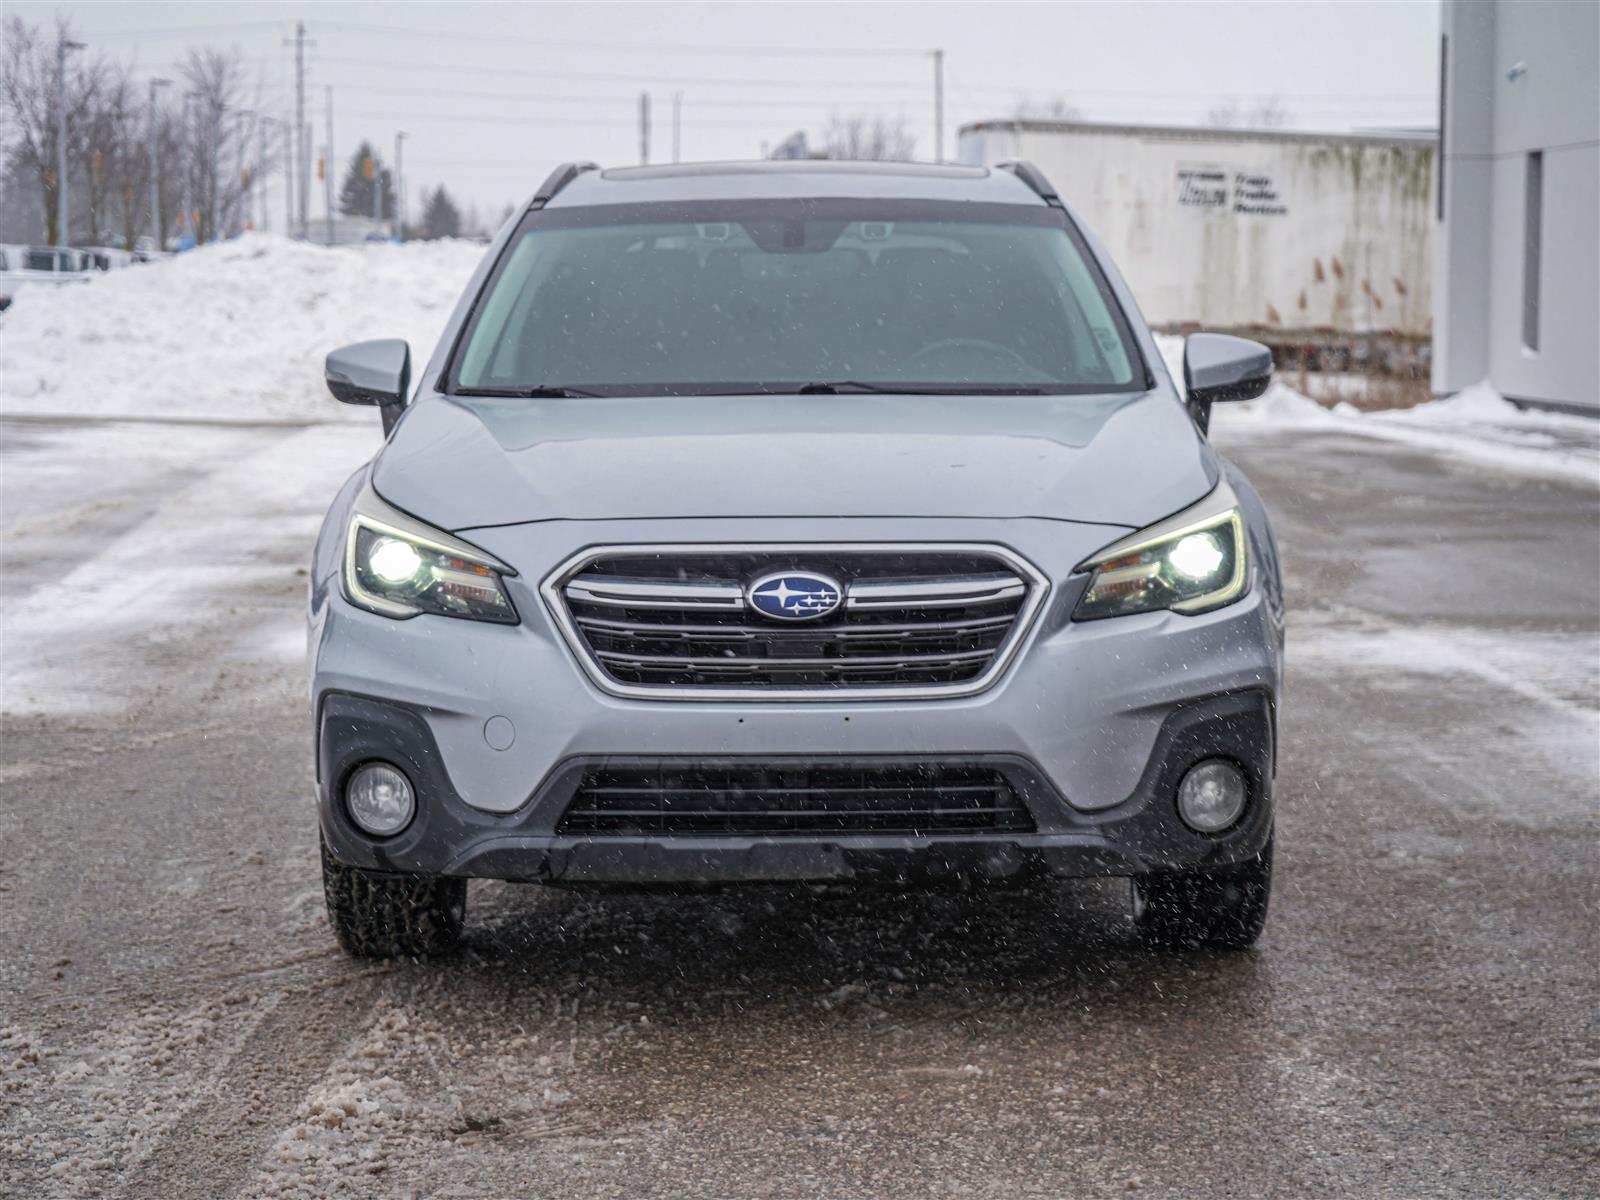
[
  {"x1": 639, "y1": 92, "x2": 650, "y2": 166},
  {"x1": 285, "y1": 21, "x2": 310, "y2": 237},
  {"x1": 672, "y1": 92, "x2": 682, "y2": 164},
  {"x1": 181, "y1": 92, "x2": 197, "y2": 247},
  {"x1": 302, "y1": 122, "x2": 312, "y2": 231},
  {"x1": 147, "y1": 77, "x2": 170, "y2": 248},
  {"x1": 55, "y1": 37, "x2": 85, "y2": 247},
  {"x1": 394, "y1": 130, "x2": 407, "y2": 240},
  {"x1": 932, "y1": 49, "x2": 945, "y2": 164},
  {"x1": 236, "y1": 110, "x2": 251, "y2": 233},
  {"x1": 207, "y1": 100, "x2": 223, "y2": 242},
  {"x1": 282, "y1": 119, "x2": 293, "y2": 237},
  {"x1": 257, "y1": 115, "x2": 272, "y2": 233},
  {"x1": 323, "y1": 86, "x2": 334, "y2": 244}
]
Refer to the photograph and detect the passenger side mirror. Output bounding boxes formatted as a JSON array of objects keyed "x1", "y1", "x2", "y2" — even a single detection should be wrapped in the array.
[
  {"x1": 325, "y1": 339, "x2": 411, "y2": 434},
  {"x1": 1183, "y1": 333, "x2": 1272, "y2": 434}
]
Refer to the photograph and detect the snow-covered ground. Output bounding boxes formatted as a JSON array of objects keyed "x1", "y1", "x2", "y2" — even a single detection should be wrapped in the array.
[
  {"x1": 0, "y1": 234, "x2": 485, "y2": 424},
  {"x1": 1155, "y1": 334, "x2": 1600, "y2": 488}
]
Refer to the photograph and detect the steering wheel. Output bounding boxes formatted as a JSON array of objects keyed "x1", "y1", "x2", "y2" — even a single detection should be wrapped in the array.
[{"x1": 905, "y1": 337, "x2": 1032, "y2": 372}]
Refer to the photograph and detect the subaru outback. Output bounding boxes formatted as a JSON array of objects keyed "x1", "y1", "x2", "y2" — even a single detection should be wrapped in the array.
[{"x1": 310, "y1": 159, "x2": 1284, "y2": 957}]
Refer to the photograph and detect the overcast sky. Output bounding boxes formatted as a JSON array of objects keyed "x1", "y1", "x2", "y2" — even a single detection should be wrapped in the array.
[{"x1": 11, "y1": 0, "x2": 1440, "y2": 230}]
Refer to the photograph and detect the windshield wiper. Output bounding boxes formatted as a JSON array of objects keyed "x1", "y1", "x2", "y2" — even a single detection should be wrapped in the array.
[
  {"x1": 793, "y1": 381, "x2": 1045, "y2": 395},
  {"x1": 454, "y1": 385, "x2": 600, "y2": 398}
]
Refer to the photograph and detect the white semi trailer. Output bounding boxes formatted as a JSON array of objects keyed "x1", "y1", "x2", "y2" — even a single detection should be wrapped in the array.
[{"x1": 958, "y1": 120, "x2": 1435, "y2": 357}]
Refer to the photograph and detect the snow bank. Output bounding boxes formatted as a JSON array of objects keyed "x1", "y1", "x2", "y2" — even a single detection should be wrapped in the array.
[
  {"x1": 1157, "y1": 334, "x2": 1598, "y2": 487},
  {"x1": 0, "y1": 233, "x2": 485, "y2": 423}
]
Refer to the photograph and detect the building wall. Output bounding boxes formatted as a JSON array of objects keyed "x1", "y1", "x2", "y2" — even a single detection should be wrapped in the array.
[
  {"x1": 1435, "y1": 0, "x2": 1599, "y2": 410},
  {"x1": 958, "y1": 122, "x2": 1434, "y2": 338}
]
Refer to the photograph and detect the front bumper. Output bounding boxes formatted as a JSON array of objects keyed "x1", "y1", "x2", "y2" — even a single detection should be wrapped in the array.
[
  {"x1": 312, "y1": 516, "x2": 1280, "y2": 885},
  {"x1": 317, "y1": 688, "x2": 1274, "y2": 884}
]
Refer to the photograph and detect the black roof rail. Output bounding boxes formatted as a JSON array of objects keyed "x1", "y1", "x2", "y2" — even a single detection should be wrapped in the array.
[
  {"x1": 529, "y1": 161, "x2": 599, "y2": 209},
  {"x1": 994, "y1": 160, "x2": 1062, "y2": 207}
]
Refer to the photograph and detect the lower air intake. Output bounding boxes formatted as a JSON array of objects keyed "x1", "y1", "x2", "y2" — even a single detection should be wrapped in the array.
[{"x1": 557, "y1": 761, "x2": 1036, "y2": 837}]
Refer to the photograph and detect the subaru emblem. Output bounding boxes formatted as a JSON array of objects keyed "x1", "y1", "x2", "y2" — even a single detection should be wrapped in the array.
[{"x1": 746, "y1": 571, "x2": 843, "y2": 621}]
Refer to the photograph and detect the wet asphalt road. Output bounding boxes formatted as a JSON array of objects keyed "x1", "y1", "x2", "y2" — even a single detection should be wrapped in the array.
[{"x1": 1, "y1": 417, "x2": 1596, "y2": 1199}]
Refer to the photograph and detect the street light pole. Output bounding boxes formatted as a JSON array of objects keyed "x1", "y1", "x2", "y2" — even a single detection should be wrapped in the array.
[
  {"x1": 55, "y1": 37, "x2": 85, "y2": 247},
  {"x1": 147, "y1": 77, "x2": 170, "y2": 249},
  {"x1": 236, "y1": 109, "x2": 252, "y2": 234},
  {"x1": 208, "y1": 100, "x2": 223, "y2": 242},
  {"x1": 283, "y1": 119, "x2": 294, "y2": 238},
  {"x1": 932, "y1": 48, "x2": 945, "y2": 164},
  {"x1": 181, "y1": 91, "x2": 198, "y2": 247},
  {"x1": 324, "y1": 86, "x2": 334, "y2": 244},
  {"x1": 258, "y1": 115, "x2": 273, "y2": 233},
  {"x1": 394, "y1": 130, "x2": 407, "y2": 240}
]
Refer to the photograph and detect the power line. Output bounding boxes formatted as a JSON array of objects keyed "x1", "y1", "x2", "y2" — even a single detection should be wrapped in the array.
[
  {"x1": 312, "y1": 54, "x2": 934, "y2": 91},
  {"x1": 314, "y1": 19, "x2": 932, "y2": 58},
  {"x1": 315, "y1": 53, "x2": 1430, "y2": 103},
  {"x1": 331, "y1": 107, "x2": 918, "y2": 130},
  {"x1": 334, "y1": 82, "x2": 940, "y2": 111},
  {"x1": 87, "y1": 20, "x2": 293, "y2": 41}
]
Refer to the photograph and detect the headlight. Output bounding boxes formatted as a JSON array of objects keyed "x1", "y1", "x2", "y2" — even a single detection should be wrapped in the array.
[
  {"x1": 341, "y1": 483, "x2": 518, "y2": 624},
  {"x1": 1072, "y1": 480, "x2": 1249, "y2": 620}
]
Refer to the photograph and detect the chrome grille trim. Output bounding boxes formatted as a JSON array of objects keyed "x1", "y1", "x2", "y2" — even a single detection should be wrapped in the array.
[
  {"x1": 565, "y1": 575, "x2": 745, "y2": 609},
  {"x1": 846, "y1": 573, "x2": 1027, "y2": 609},
  {"x1": 540, "y1": 542, "x2": 1050, "y2": 702}
]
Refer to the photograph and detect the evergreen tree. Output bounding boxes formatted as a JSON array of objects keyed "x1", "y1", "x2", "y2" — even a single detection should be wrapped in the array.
[
  {"x1": 421, "y1": 185, "x2": 462, "y2": 239},
  {"x1": 337, "y1": 141, "x2": 396, "y2": 219}
]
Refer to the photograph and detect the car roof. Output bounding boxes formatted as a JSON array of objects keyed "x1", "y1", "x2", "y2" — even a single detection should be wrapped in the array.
[{"x1": 543, "y1": 159, "x2": 1046, "y2": 208}]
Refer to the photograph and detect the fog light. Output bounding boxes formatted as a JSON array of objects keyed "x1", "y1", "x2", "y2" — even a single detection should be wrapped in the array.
[
  {"x1": 1177, "y1": 759, "x2": 1247, "y2": 832},
  {"x1": 345, "y1": 762, "x2": 415, "y2": 837}
]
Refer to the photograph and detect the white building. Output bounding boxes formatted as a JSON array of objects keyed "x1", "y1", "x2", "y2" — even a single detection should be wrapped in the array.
[
  {"x1": 958, "y1": 120, "x2": 1434, "y2": 348},
  {"x1": 1434, "y1": 0, "x2": 1599, "y2": 413}
]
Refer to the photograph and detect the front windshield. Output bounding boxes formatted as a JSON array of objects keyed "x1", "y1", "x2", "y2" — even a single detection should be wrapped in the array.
[{"x1": 452, "y1": 203, "x2": 1140, "y2": 395}]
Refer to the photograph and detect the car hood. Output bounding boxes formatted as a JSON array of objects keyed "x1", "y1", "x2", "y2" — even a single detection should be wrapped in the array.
[{"x1": 373, "y1": 390, "x2": 1216, "y2": 532}]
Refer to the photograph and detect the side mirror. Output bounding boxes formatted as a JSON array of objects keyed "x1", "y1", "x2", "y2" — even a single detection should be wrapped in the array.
[
  {"x1": 1183, "y1": 333, "x2": 1273, "y2": 434},
  {"x1": 325, "y1": 339, "x2": 411, "y2": 434}
]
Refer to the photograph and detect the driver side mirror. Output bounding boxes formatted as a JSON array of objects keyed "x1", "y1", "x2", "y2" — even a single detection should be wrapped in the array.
[
  {"x1": 1183, "y1": 333, "x2": 1273, "y2": 434},
  {"x1": 325, "y1": 339, "x2": 411, "y2": 435}
]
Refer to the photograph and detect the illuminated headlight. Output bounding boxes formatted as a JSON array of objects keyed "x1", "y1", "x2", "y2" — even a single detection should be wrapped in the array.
[
  {"x1": 1073, "y1": 481, "x2": 1249, "y2": 620},
  {"x1": 341, "y1": 483, "x2": 518, "y2": 624}
]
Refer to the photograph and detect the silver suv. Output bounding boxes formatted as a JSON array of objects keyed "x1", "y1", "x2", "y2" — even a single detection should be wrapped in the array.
[{"x1": 310, "y1": 160, "x2": 1284, "y2": 957}]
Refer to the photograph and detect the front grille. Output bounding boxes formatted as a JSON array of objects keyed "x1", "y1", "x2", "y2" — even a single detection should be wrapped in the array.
[
  {"x1": 546, "y1": 544, "x2": 1044, "y2": 698},
  {"x1": 557, "y1": 761, "x2": 1036, "y2": 837}
]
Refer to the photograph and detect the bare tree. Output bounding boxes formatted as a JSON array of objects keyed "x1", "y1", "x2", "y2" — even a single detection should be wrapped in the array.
[
  {"x1": 1205, "y1": 96, "x2": 1290, "y2": 129},
  {"x1": 0, "y1": 150, "x2": 45, "y2": 241},
  {"x1": 80, "y1": 66, "x2": 137, "y2": 245},
  {"x1": 819, "y1": 112, "x2": 917, "y2": 162},
  {"x1": 0, "y1": 15, "x2": 108, "y2": 245},
  {"x1": 178, "y1": 46, "x2": 260, "y2": 243},
  {"x1": 1011, "y1": 96, "x2": 1084, "y2": 122}
]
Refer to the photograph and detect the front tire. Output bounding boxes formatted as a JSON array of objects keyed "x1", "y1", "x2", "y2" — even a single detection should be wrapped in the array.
[
  {"x1": 1134, "y1": 835, "x2": 1273, "y2": 950},
  {"x1": 321, "y1": 838, "x2": 466, "y2": 958}
]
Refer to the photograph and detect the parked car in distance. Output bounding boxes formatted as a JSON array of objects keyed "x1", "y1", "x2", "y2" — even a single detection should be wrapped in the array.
[
  {"x1": 0, "y1": 244, "x2": 91, "y2": 311},
  {"x1": 79, "y1": 246, "x2": 136, "y2": 271},
  {"x1": 310, "y1": 159, "x2": 1285, "y2": 960}
]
